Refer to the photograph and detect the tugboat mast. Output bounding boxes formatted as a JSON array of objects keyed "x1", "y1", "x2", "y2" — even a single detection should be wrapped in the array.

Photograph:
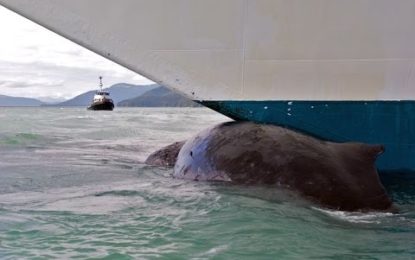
[{"x1": 99, "y1": 76, "x2": 103, "y2": 92}]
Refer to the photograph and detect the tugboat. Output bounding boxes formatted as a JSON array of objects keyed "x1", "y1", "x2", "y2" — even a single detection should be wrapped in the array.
[{"x1": 87, "y1": 76, "x2": 114, "y2": 111}]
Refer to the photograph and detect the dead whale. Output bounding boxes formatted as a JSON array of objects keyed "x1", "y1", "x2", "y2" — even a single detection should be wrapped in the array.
[{"x1": 173, "y1": 121, "x2": 393, "y2": 212}]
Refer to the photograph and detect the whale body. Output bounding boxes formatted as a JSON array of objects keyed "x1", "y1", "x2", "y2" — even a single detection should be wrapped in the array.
[{"x1": 172, "y1": 122, "x2": 393, "y2": 212}]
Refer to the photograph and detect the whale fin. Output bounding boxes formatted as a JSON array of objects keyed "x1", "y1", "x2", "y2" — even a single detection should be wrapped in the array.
[
  {"x1": 339, "y1": 143, "x2": 385, "y2": 163},
  {"x1": 364, "y1": 144, "x2": 385, "y2": 160}
]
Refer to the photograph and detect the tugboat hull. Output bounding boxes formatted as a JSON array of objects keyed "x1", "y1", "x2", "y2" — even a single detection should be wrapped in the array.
[{"x1": 87, "y1": 101, "x2": 114, "y2": 111}]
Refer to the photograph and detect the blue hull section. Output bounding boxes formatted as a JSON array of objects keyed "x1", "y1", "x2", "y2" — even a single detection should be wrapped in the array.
[{"x1": 200, "y1": 101, "x2": 415, "y2": 172}]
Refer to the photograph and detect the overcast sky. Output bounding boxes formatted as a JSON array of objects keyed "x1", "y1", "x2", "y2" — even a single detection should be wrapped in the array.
[{"x1": 0, "y1": 6, "x2": 154, "y2": 102}]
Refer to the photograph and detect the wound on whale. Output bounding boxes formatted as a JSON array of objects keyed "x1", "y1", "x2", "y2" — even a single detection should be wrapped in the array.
[{"x1": 147, "y1": 121, "x2": 393, "y2": 212}]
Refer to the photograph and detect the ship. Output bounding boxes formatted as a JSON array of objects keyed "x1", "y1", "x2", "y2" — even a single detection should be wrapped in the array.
[
  {"x1": 1, "y1": 0, "x2": 415, "y2": 173},
  {"x1": 87, "y1": 76, "x2": 114, "y2": 111}
]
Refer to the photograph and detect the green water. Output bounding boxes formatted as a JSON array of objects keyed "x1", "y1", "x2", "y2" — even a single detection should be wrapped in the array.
[{"x1": 0, "y1": 107, "x2": 414, "y2": 259}]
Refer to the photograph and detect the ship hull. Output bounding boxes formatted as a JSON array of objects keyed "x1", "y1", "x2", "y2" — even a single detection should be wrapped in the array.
[
  {"x1": 200, "y1": 100, "x2": 415, "y2": 172},
  {"x1": 87, "y1": 101, "x2": 114, "y2": 111}
]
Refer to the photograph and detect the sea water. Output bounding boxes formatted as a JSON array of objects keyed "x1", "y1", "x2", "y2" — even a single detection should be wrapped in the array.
[{"x1": 0, "y1": 107, "x2": 414, "y2": 259}]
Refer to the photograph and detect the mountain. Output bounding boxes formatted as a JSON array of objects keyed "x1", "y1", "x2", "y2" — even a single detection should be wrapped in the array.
[
  {"x1": 0, "y1": 95, "x2": 43, "y2": 107},
  {"x1": 54, "y1": 83, "x2": 158, "y2": 107},
  {"x1": 117, "y1": 86, "x2": 201, "y2": 107}
]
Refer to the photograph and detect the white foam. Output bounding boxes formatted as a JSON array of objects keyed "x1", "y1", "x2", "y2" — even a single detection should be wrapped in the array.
[
  {"x1": 313, "y1": 207, "x2": 394, "y2": 224},
  {"x1": 195, "y1": 244, "x2": 229, "y2": 258}
]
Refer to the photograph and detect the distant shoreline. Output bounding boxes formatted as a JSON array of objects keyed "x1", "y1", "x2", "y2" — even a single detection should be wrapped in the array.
[{"x1": 1, "y1": 83, "x2": 199, "y2": 108}]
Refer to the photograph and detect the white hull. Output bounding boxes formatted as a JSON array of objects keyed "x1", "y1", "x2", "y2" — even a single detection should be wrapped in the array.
[{"x1": 1, "y1": 0, "x2": 415, "y2": 101}]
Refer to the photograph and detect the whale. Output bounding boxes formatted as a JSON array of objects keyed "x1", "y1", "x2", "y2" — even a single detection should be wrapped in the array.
[{"x1": 171, "y1": 122, "x2": 393, "y2": 212}]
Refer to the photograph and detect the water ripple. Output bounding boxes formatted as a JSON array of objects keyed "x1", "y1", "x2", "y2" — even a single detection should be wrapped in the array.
[{"x1": 0, "y1": 108, "x2": 414, "y2": 259}]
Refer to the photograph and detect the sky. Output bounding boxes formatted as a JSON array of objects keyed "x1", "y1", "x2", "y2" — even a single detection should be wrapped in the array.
[{"x1": 0, "y1": 6, "x2": 154, "y2": 102}]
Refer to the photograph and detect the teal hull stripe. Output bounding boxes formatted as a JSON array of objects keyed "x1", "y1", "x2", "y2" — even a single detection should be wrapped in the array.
[{"x1": 199, "y1": 100, "x2": 415, "y2": 172}]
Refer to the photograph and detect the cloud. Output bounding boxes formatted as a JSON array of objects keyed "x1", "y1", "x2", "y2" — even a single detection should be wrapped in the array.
[
  {"x1": 0, "y1": 59, "x2": 150, "y2": 99},
  {"x1": 0, "y1": 6, "x2": 154, "y2": 100},
  {"x1": 0, "y1": 81, "x2": 37, "y2": 89}
]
